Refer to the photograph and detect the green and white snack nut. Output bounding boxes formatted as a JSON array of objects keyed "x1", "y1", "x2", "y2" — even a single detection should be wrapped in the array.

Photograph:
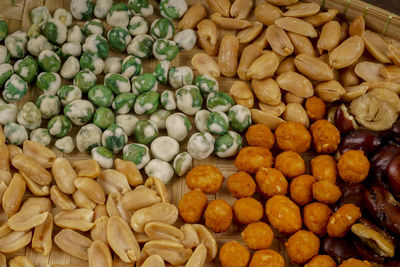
[
  {"x1": 82, "y1": 34, "x2": 109, "y2": 59},
  {"x1": 27, "y1": 34, "x2": 53, "y2": 57},
  {"x1": 30, "y1": 6, "x2": 51, "y2": 27},
  {"x1": 62, "y1": 42, "x2": 82, "y2": 58},
  {"x1": 48, "y1": 115, "x2": 72, "y2": 137},
  {"x1": 55, "y1": 136, "x2": 75, "y2": 153},
  {"x1": 88, "y1": 84, "x2": 114, "y2": 108},
  {"x1": 105, "y1": 73, "x2": 131, "y2": 95},
  {"x1": 14, "y1": 56, "x2": 38, "y2": 84},
  {"x1": 60, "y1": 56, "x2": 80, "y2": 80},
  {"x1": 73, "y1": 70, "x2": 97, "y2": 93},
  {"x1": 0, "y1": 20, "x2": 8, "y2": 41},
  {"x1": 207, "y1": 111, "x2": 229, "y2": 135},
  {"x1": 121, "y1": 56, "x2": 142, "y2": 79},
  {"x1": 134, "y1": 119, "x2": 158, "y2": 145},
  {"x1": 154, "y1": 60, "x2": 170, "y2": 84},
  {"x1": 67, "y1": 25, "x2": 85, "y2": 44},
  {"x1": 195, "y1": 110, "x2": 210, "y2": 132},
  {"x1": 150, "y1": 18, "x2": 175, "y2": 40},
  {"x1": 70, "y1": 0, "x2": 94, "y2": 21},
  {"x1": 131, "y1": 73, "x2": 158, "y2": 95},
  {"x1": 108, "y1": 27, "x2": 132, "y2": 52},
  {"x1": 145, "y1": 159, "x2": 174, "y2": 184},
  {"x1": 64, "y1": 99, "x2": 94, "y2": 126},
  {"x1": 104, "y1": 57, "x2": 122, "y2": 74},
  {"x1": 165, "y1": 112, "x2": 191, "y2": 142},
  {"x1": 127, "y1": 34, "x2": 154, "y2": 59},
  {"x1": 30, "y1": 128, "x2": 51, "y2": 146},
  {"x1": 173, "y1": 152, "x2": 192, "y2": 176},
  {"x1": 122, "y1": 143, "x2": 150, "y2": 169},
  {"x1": 94, "y1": 0, "x2": 113, "y2": 18},
  {"x1": 36, "y1": 94, "x2": 60, "y2": 119},
  {"x1": 160, "y1": 90, "x2": 176, "y2": 111},
  {"x1": 116, "y1": 114, "x2": 138, "y2": 136},
  {"x1": 107, "y1": 3, "x2": 131, "y2": 28},
  {"x1": 0, "y1": 64, "x2": 13, "y2": 88},
  {"x1": 206, "y1": 91, "x2": 235, "y2": 112},
  {"x1": 174, "y1": 29, "x2": 197, "y2": 51},
  {"x1": 54, "y1": 8, "x2": 73, "y2": 27},
  {"x1": 43, "y1": 19, "x2": 67, "y2": 45},
  {"x1": 151, "y1": 136, "x2": 179, "y2": 162},
  {"x1": 80, "y1": 51, "x2": 104, "y2": 75},
  {"x1": 195, "y1": 74, "x2": 219, "y2": 95},
  {"x1": 214, "y1": 131, "x2": 243, "y2": 158},
  {"x1": 153, "y1": 39, "x2": 179, "y2": 61},
  {"x1": 4, "y1": 122, "x2": 28, "y2": 145},
  {"x1": 102, "y1": 123, "x2": 128, "y2": 153},
  {"x1": 0, "y1": 46, "x2": 10, "y2": 64},
  {"x1": 58, "y1": 85, "x2": 82, "y2": 106},
  {"x1": 0, "y1": 104, "x2": 18, "y2": 125},
  {"x1": 36, "y1": 72, "x2": 61, "y2": 95},
  {"x1": 228, "y1": 105, "x2": 252, "y2": 132},
  {"x1": 128, "y1": 0, "x2": 153, "y2": 17},
  {"x1": 76, "y1": 123, "x2": 102, "y2": 152},
  {"x1": 3, "y1": 74, "x2": 28, "y2": 102},
  {"x1": 128, "y1": 16, "x2": 149, "y2": 36},
  {"x1": 187, "y1": 132, "x2": 215, "y2": 160},
  {"x1": 149, "y1": 109, "x2": 170, "y2": 130},
  {"x1": 91, "y1": 146, "x2": 113, "y2": 168},
  {"x1": 38, "y1": 50, "x2": 61, "y2": 73},
  {"x1": 168, "y1": 66, "x2": 193, "y2": 89},
  {"x1": 5, "y1": 31, "x2": 28, "y2": 59},
  {"x1": 176, "y1": 85, "x2": 203, "y2": 115},
  {"x1": 94, "y1": 107, "x2": 115, "y2": 129},
  {"x1": 134, "y1": 91, "x2": 159, "y2": 115},
  {"x1": 83, "y1": 19, "x2": 104, "y2": 36},
  {"x1": 159, "y1": 0, "x2": 188, "y2": 20},
  {"x1": 112, "y1": 93, "x2": 136, "y2": 114}
]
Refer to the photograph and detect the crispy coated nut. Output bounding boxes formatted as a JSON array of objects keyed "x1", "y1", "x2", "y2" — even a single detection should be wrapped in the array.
[
  {"x1": 248, "y1": 52, "x2": 279, "y2": 80},
  {"x1": 115, "y1": 159, "x2": 143, "y2": 187},
  {"x1": 12, "y1": 154, "x2": 51, "y2": 186},
  {"x1": 245, "y1": 124, "x2": 275, "y2": 149},
  {"x1": 327, "y1": 204, "x2": 361, "y2": 237},
  {"x1": 20, "y1": 172, "x2": 49, "y2": 196},
  {"x1": 207, "y1": 0, "x2": 230, "y2": 17},
  {"x1": 287, "y1": 32, "x2": 315, "y2": 56},
  {"x1": 235, "y1": 146, "x2": 273, "y2": 174},
  {"x1": 186, "y1": 243, "x2": 207, "y2": 267},
  {"x1": 304, "y1": 9, "x2": 338, "y2": 27},
  {"x1": 249, "y1": 250, "x2": 285, "y2": 267},
  {"x1": 181, "y1": 224, "x2": 200, "y2": 249},
  {"x1": 230, "y1": 0, "x2": 253, "y2": 19},
  {"x1": 178, "y1": 4, "x2": 207, "y2": 30},
  {"x1": 318, "y1": 20, "x2": 341, "y2": 53},
  {"x1": 186, "y1": 164, "x2": 224, "y2": 194},
  {"x1": 265, "y1": 25, "x2": 292, "y2": 57},
  {"x1": 144, "y1": 222, "x2": 184, "y2": 242},
  {"x1": 178, "y1": 189, "x2": 208, "y2": 223},
  {"x1": 310, "y1": 120, "x2": 340, "y2": 154},
  {"x1": 277, "y1": 56, "x2": 296, "y2": 75},
  {"x1": 0, "y1": 127, "x2": 9, "y2": 172},
  {"x1": 363, "y1": 30, "x2": 391, "y2": 63},
  {"x1": 275, "y1": 151, "x2": 305, "y2": 179},
  {"x1": 131, "y1": 202, "x2": 178, "y2": 233},
  {"x1": 294, "y1": 54, "x2": 334, "y2": 81},
  {"x1": 229, "y1": 81, "x2": 254, "y2": 108},
  {"x1": 52, "y1": 157, "x2": 77, "y2": 195},
  {"x1": 283, "y1": 2, "x2": 320, "y2": 17},
  {"x1": 141, "y1": 255, "x2": 164, "y2": 267},
  {"x1": 227, "y1": 172, "x2": 256, "y2": 198},
  {"x1": 265, "y1": 195, "x2": 302, "y2": 234},
  {"x1": 250, "y1": 109, "x2": 286, "y2": 130},
  {"x1": 329, "y1": 36, "x2": 365, "y2": 69},
  {"x1": 238, "y1": 44, "x2": 263, "y2": 81},
  {"x1": 290, "y1": 175, "x2": 316, "y2": 206},
  {"x1": 218, "y1": 35, "x2": 240, "y2": 77},
  {"x1": 311, "y1": 155, "x2": 337, "y2": 183},
  {"x1": 275, "y1": 121, "x2": 311, "y2": 153},
  {"x1": 32, "y1": 213, "x2": 53, "y2": 255},
  {"x1": 122, "y1": 186, "x2": 160, "y2": 211},
  {"x1": 50, "y1": 185, "x2": 76, "y2": 210},
  {"x1": 219, "y1": 241, "x2": 250, "y2": 267},
  {"x1": 0, "y1": 230, "x2": 32, "y2": 254},
  {"x1": 196, "y1": 20, "x2": 219, "y2": 56},
  {"x1": 283, "y1": 103, "x2": 309, "y2": 128},
  {"x1": 8, "y1": 197, "x2": 51, "y2": 231},
  {"x1": 210, "y1": 13, "x2": 252, "y2": 30},
  {"x1": 252, "y1": 28, "x2": 269, "y2": 48},
  {"x1": 312, "y1": 180, "x2": 342, "y2": 205},
  {"x1": 339, "y1": 258, "x2": 371, "y2": 267},
  {"x1": 88, "y1": 240, "x2": 112, "y2": 267},
  {"x1": 204, "y1": 199, "x2": 232, "y2": 233},
  {"x1": 192, "y1": 224, "x2": 217, "y2": 261},
  {"x1": 107, "y1": 193, "x2": 132, "y2": 222},
  {"x1": 252, "y1": 77, "x2": 281, "y2": 105},
  {"x1": 285, "y1": 230, "x2": 320, "y2": 264},
  {"x1": 315, "y1": 80, "x2": 346, "y2": 102},
  {"x1": 144, "y1": 177, "x2": 170, "y2": 203},
  {"x1": 71, "y1": 159, "x2": 100, "y2": 178},
  {"x1": 191, "y1": 53, "x2": 220, "y2": 78},
  {"x1": 2, "y1": 173, "x2": 25, "y2": 217},
  {"x1": 233, "y1": 197, "x2": 263, "y2": 224},
  {"x1": 54, "y1": 208, "x2": 94, "y2": 231},
  {"x1": 237, "y1": 22, "x2": 263, "y2": 44},
  {"x1": 276, "y1": 71, "x2": 313, "y2": 98},
  {"x1": 143, "y1": 239, "x2": 193, "y2": 265},
  {"x1": 338, "y1": 150, "x2": 370, "y2": 183},
  {"x1": 256, "y1": 168, "x2": 288, "y2": 197},
  {"x1": 304, "y1": 202, "x2": 332, "y2": 237},
  {"x1": 74, "y1": 177, "x2": 105, "y2": 204},
  {"x1": 275, "y1": 17, "x2": 317, "y2": 38},
  {"x1": 98, "y1": 170, "x2": 130, "y2": 195},
  {"x1": 90, "y1": 216, "x2": 108, "y2": 244},
  {"x1": 6, "y1": 145, "x2": 22, "y2": 162},
  {"x1": 305, "y1": 96, "x2": 326, "y2": 121},
  {"x1": 73, "y1": 190, "x2": 96, "y2": 209},
  {"x1": 9, "y1": 256, "x2": 34, "y2": 267},
  {"x1": 54, "y1": 229, "x2": 92, "y2": 260},
  {"x1": 22, "y1": 140, "x2": 56, "y2": 169},
  {"x1": 242, "y1": 222, "x2": 274, "y2": 250}
]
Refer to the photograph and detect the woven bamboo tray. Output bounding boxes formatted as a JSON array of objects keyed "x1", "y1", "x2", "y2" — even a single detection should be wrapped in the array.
[{"x1": 0, "y1": 0, "x2": 399, "y2": 266}]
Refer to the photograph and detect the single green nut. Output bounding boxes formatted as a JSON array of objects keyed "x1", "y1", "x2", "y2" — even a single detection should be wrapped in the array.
[
  {"x1": 83, "y1": 19, "x2": 104, "y2": 36},
  {"x1": 121, "y1": 55, "x2": 142, "y2": 79},
  {"x1": 214, "y1": 131, "x2": 243, "y2": 158},
  {"x1": 5, "y1": 31, "x2": 28, "y2": 59},
  {"x1": 159, "y1": 0, "x2": 188, "y2": 20},
  {"x1": 122, "y1": 143, "x2": 150, "y2": 169},
  {"x1": 43, "y1": 19, "x2": 67, "y2": 45},
  {"x1": 154, "y1": 60, "x2": 170, "y2": 84},
  {"x1": 128, "y1": 0, "x2": 153, "y2": 17},
  {"x1": 0, "y1": 46, "x2": 10, "y2": 64},
  {"x1": 38, "y1": 50, "x2": 61, "y2": 72},
  {"x1": 93, "y1": 107, "x2": 115, "y2": 129},
  {"x1": 127, "y1": 34, "x2": 154, "y2": 59},
  {"x1": 165, "y1": 112, "x2": 191, "y2": 142},
  {"x1": 30, "y1": 6, "x2": 51, "y2": 27},
  {"x1": 104, "y1": 57, "x2": 122, "y2": 74},
  {"x1": 112, "y1": 92, "x2": 136, "y2": 114},
  {"x1": 36, "y1": 94, "x2": 60, "y2": 119},
  {"x1": 149, "y1": 109, "x2": 170, "y2": 130},
  {"x1": 134, "y1": 91, "x2": 160, "y2": 115},
  {"x1": 128, "y1": 16, "x2": 149, "y2": 36},
  {"x1": 168, "y1": 66, "x2": 193, "y2": 89},
  {"x1": 160, "y1": 90, "x2": 176, "y2": 110},
  {"x1": 173, "y1": 152, "x2": 192, "y2": 176},
  {"x1": 27, "y1": 34, "x2": 54, "y2": 57},
  {"x1": 36, "y1": 72, "x2": 61, "y2": 95},
  {"x1": 88, "y1": 84, "x2": 114, "y2": 108},
  {"x1": 116, "y1": 114, "x2": 138, "y2": 136},
  {"x1": 0, "y1": 20, "x2": 8, "y2": 41},
  {"x1": 94, "y1": 0, "x2": 113, "y2": 18},
  {"x1": 104, "y1": 73, "x2": 131, "y2": 95},
  {"x1": 145, "y1": 159, "x2": 174, "y2": 184},
  {"x1": 80, "y1": 51, "x2": 104, "y2": 75},
  {"x1": 0, "y1": 104, "x2": 18, "y2": 125},
  {"x1": 28, "y1": 24, "x2": 41, "y2": 38},
  {"x1": 4, "y1": 122, "x2": 28, "y2": 145},
  {"x1": 187, "y1": 132, "x2": 215, "y2": 160},
  {"x1": 55, "y1": 136, "x2": 75, "y2": 153},
  {"x1": 174, "y1": 29, "x2": 197, "y2": 51},
  {"x1": 0, "y1": 64, "x2": 13, "y2": 88},
  {"x1": 54, "y1": 8, "x2": 73, "y2": 27},
  {"x1": 67, "y1": 25, "x2": 85, "y2": 44},
  {"x1": 194, "y1": 74, "x2": 219, "y2": 95},
  {"x1": 194, "y1": 109, "x2": 210, "y2": 132},
  {"x1": 48, "y1": 115, "x2": 72, "y2": 137},
  {"x1": 134, "y1": 119, "x2": 158, "y2": 145},
  {"x1": 150, "y1": 18, "x2": 175, "y2": 40},
  {"x1": 207, "y1": 111, "x2": 229, "y2": 135},
  {"x1": 73, "y1": 70, "x2": 97, "y2": 93},
  {"x1": 64, "y1": 99, "x2": 94, "y2": 126},
  {"x1": 76, "y1": 123, "x2": 102, "y2": 152},
  {"x1": 60, "y1": 56, "x2": 80, "y2": 80},
  {"x1": 107, "y1": 3, "x2": 131, "y2": 28},
  {"x1": 206, "y1": 91, "x2": 235, "y2": 113},
  {"x1": 108, "y1": 27, "x2": 132, "y2": 52},
  {"x1": 131, "y1": 73, "x2": 158, "y2": 95},
  {"x1": 17, "y1": 102, "x2": 42, "y2": 130},
  {"x1": 102, "y1": 123, "x2": 128, "y2": 153},
  {"x1": 82, "y1": 34, "x2": 109, "y2": 59},
  {"x1": 70, "y1": 0, "x2": 94, "y2": 21},
  {"x1": 57, "y1": 85, "x2": 82, "y2": 106},
  {"x1": 61, "y1": 42, "x2": 82, "y2": 58},
  {"x1": 150, "y1": 136, "x2": 179, "y2": 162},
  {"x1": 228, "y1": 104, "x2": 252, "y2": 132},
  {"x1": 153, "y1": 39, "x2": 179, "y2": 61},
  {"x1": 91, "y1": 146, "x2": 113, "y2": 168},
  {"x1": 3, "y1": 74, "x2": 28, "y2": 102},
  {"x1": 176, "y1": 85, "x2": 203, "y2": 115},
  {"x1": 30, "y1": 128, "x2": 51, "y2": 146}
]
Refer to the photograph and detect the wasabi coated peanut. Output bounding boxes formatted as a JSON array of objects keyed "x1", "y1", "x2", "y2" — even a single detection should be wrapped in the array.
[
  {"x1": 27, "y1": 24, "x2": 40, "y2": 38},
  {"x1": 30, "y1": 6, "x2": 51, "y2": 27},
  {"x1": 165, "y1": 112, "x2": 191, "y2": 142},
  {"x1": 80, "y1": 51, "x2": 104, "y2": 75},
  {"x1": 154, "y1": 60, "x2": 170, "y2": 84},
  {"x1": 4, "y1": 122, "x2": 28, "y2": 145},
  {"x1": 93, "y1": 107, "x2": 115, "y2": 129},
  {"x1": 88, "y1": 84, "x2": 114, "y2": 108},
  {"x1": 116, "y1": 114, "x2": 138, "y2": 136},
  {"x1": 70, "y1": 0, "x2": 94, "y2": 21},
  {"x1": 43, "y1": 19, "x2": 67, "y2": 45},
  {"x1": 94, "y1": 0, "x2": 113, "y2": 19},
  {"x1": 128, "y1": 0, "x2": 153, "y2": 17},
  {"x1": 150, "y1": 18, "x2": 175, "y2": 40},
  {"x1": 121, "y1": 56, "x2": 142, "y2": 79},
  {"x1": 206, "y1": 91, "x2": 235, "y2": 113},
  {"x1": 83, "y1": 19, "x2": 104, "y2": 36},
  {"x1": 108, "y1": 27, "x2": 132, "y2": 52},
  {"x1": 105, "y1": 73, "x2": 131, "y2": 95},
  {"x1": 82, "y1": 34, "x2": 109, "y2": 59},
  {"x1": 48, "y1": 115, "x2": 72, "y2": 137},
  {"x1": 214, "y1": 131, "x2": 243, "y2": 158},
  {"x1": 57, "y1": 85, "x2": 82, "y2": 106},
  {"x1": 134, "y1": 91, "x2": 159, "y2": 115},
  {"x1": 73, "y1": 69, "x2": 97, "y2": 93},
  {"x1": 0, "y1": 46, "x2": 10, "y2": 64},
  {"x1": 27, "y1": 34, "x2": 53, "y2": 57},
  {"x1": 55, "y1": 136, "x2": 75, "y2": 154},
  {"x1": 3, "y1": 74, "x2": 28, "y2": 102},
  {"x1": 173, "y1": 152, "x2": 192, "y2": 176},
  {"x1": 62, "y1": 42, "x2": 82, "y2": 58},
  {"x1": 228, "y1": 105, "x2": 252, "y2": 132},
  {"x1": 5, "y1": 31, "x2": 28, "y2": 59},
  {"x1": 60, "y1": 56, "x2": 80, "y2": 80},
  {"x1": 122, "y1": 143, "x2": 150, "y2": 169},
  {"x1": 76, "y1": 123, "x2": 102, "y2": 152},
  {"x1": 151, "y1": 136, "x2": 179, "y2": 162},
  {"x1": 194, "y1": 109, "x2": 210, "y2": 132},
  {"x1": 0, "y1": 64, "x2": 13, "y2": 88},
  {"x1": 107, "y1": 3, "x2": 131, "y2": 28},
  {"x1": 174, "y1": 29, "x2": 197, "y2": 51},
  {"x1": 14, "y1": 56, "x2": 38, "y2": 84},
  {"x1": 194, "y1": 74, "x2": 219, "y2": 95},
  {"x1": 37, "y1": 72, "x2": 61, "y2": 95},
  {"x1": 131, "y1": 73, "x2": 158, "y2": 95},
  {"x1": 149, "y1": 109, "x2": 170, "y2": 130},
  {"x1": 176, "y1": 85, "x2": 203, "y2": 115},
  {"x1": 104, "y1": 57, "x2": 122, "y2": 74},
  {"x1": 91, "y1": 146, "x2": 113, "y2": 168},
  {"x1": 112, "y1": 92, "x2": 136, "y2": 114},
  {"x1": 159, "y1": 0, "x2": 188, "y2": 20},
  {"x1": 67, "y1": 25, "x2": 85, "y2": 44},
  {"x1": 134, "y1": 119, "x2": 158, "y2": 145},
  {"x1": 64, "y1": 99, "x2": 94, "y2": 126},
  {"x1": 187, "y1": 132, "x2": 215, "y2": 160},
  {"x1": 0, "y1": 20, "x2": 8, "y2": 41},
  {"x1": 38, "y1": 50, "x2": 61, "y2": 73},
  {"x1": 207, "y1": 111, "x2": 229, "y2": 135},
  {"x1": 0, "y1": 104, "x2": 18, "y2": 125},
  {"x1": 36, "y1": 94, "x2": 60, "y2": 119},
  {"x1": 145, "y1": 159, "x2": 174, "y2": 184},
  {"x1": 102, "y1": 123, "x2": 128, "y2": 153},
  {"x1": 30, "y1": 128, "x2": 51, "y2": 146},
  {"x1": 160, "y1": 90, "x2": 176, "y2": 111},
  {"x1": 127, "y1": 34, "x2": 154, "y2": 59},
  {"x1": 128, "y1": 16, "x2": 149, "y2": 36},
  {"x1": 168, "y1": 66, "x2": 193, "y2": 89},
  {"x1": 153, "y1": 39, "x2": 179, "y2": 61},
  {"x1": 54, "y1": 8, "x2": 73, "y2": 27}
]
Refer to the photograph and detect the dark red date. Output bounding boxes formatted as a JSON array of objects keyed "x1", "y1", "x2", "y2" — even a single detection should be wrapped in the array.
[
  {"x1": 370, "y1": 145, "x2": 400, "y2": 177},
  {"x1": 338, "y1": 130, "x2": 382, "y2": 156},
  {"x1": 386, "y1": 154, "x2": 400, "y2": 196},
  {"x1": 334, "y1": 104, "x2": 358, "y2": 134},
  {"x1": 322, "y1": 236, "x2": 360, "y2": 263}
]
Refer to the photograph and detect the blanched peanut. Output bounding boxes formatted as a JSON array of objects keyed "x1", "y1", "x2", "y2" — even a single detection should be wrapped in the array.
[
  {"x1": 73, "y1": 190, "x2": 96, "y2": 210},
  {"x1": 131, "y1": 202, "x2": 178, "y2": 233},
  {"x1": 266, "y1": 25, "x2": 294, "y2": 57},
  {"x1": 32, "y1": 212, "x2": 53, "y2": 256},
  {"x1": 107, "y1": 193, "x2": 132, "y2": 222},
  {"x1": 363, "y1": 30, "x2": 392, "y2": 63},
  {"x1": 181, "y1": 224, "x2": 200, "y2": 249},
  {"x1": 191, "y1": 53, "x2": 220, "y2": 78},
  {"x1": 23, "y1": 140, "x2": 56, "y2": 168},
  {"x1": 2, "y1": 173, "x2": 26, "y2": 217},
  {"x1": 144, "y1": 222, "x2": 184, "y2": 243},
  {"x1": 141, "y1": 255, "x2": 164, "y2": 267},
  {"x1": 0, "y1": 230, "x2": 32, "y2": 254},
  {"x1": 98, "y1": 170, "x2": 130, "y2": 195},
  {"x1": 12, "y1": 154, "x2": 52, "y2": 186},
  {"x1": 218, "y1": 35, "x2": 240, "y2": 77},
  {"x1": 54, "y1": 208, "x2": 94, "y2": 231},
  {"x1": 115, "y1": 159, "x2": 143, "y2": 187},
  {"x1": 0, "y1": 222, "x2": 11, "y2": 239},
  {"x1": 144, "y1": 177, "x2": 170, "y2": 203},
  {"x1": 255, "y1": 3, "x2": 282, "y2": 26},
  {"x1": 192, "y1": 224, "x2": 218, "y2": 262},
  {"x1": 50, "y1": 185, "x2": 76, "y2": 211},
  {"x1": 91, "y1": 216, "x2": 108, "y2": 244},
  {"x1": 283, "y1": 2, "x2": 320, "y2": 17},
  {"x1": 9, "y1": 256, "x2": 34, "y2": 267},
  {"x1": 0, "y1": 127, "x2": 9, "y2": 172},
  {"x1": 248, "y1": 51, "x2": 280, "y2": 80},
  {"x1": 134, "y1": 232, "x2": 151, "y2": 244},
  {"x1": 74, "y1": 177, "x2": 105, "y2": 204},
  {"x1": 20, "y1": 172, "x2": 49, "y2": 196},
  {"x1": 71, "y1": 159, "x2": 101, "y2": 178},
  {"x1": 318, "y1": 20, "x2": 341, "y2": 53},
  {"x1": 143, "y1": 240, "x2": 193, "y2": 266},
  {"x1": 185, "y1": 243, "x2": 207, "y2": 267},
  {"x1": 287, "y1": 32, "x2": 315, "y2": 56},
  {"x1": 0, "y1": 182, "x2": 6, "y2": 206},
  {"x1": 210, "y1": 13, "x2": 252, "y2": 30},
  {"x1": 52, "y1": 157, "x2": 77, "y2": 194},
  {"x1": 88, "y1": 240, "x2": 113, "y2": 267},
  {"x1": 54, "y1": 229, "x2": 92, "y2": 260},
  {"x1": 229, "y1": 81, "x2": 254, "y2": 108},
  {"x1": 196, "y1": 20, "x2": 218, "y2": 56},
  {"x1": 8, "y1": 197, "x2": 51, "y2": 231},
  {"x1": 178, "y1": 4, "x2": 207, "y2": 30},
  {"x1": 0, "y1": 254, "x2": 5, "y2": 267},
  {"x1": 121, "y1": 186, "x2": 160, "y2": 210}
]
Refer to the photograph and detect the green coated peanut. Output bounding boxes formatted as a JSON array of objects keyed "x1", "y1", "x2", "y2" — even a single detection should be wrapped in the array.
[
  {"x1": 206, "y1": 91, "x2": 235, "y2": 113},
  {"x1": 82, "y1": 34, "x2": 109, "y2": 59},
  {"x1": 150, "y1": 18, "x2": 175, "y2": 40},
  {"x1": 42, "y1": 19, "x2": 67, "y2": 45},
  {"x1": 3, "y1": 74, "x2": 28, "y2": 102},
  {"x1": 194, "y1": 74, "x2": 219, "y2": 95},
  {"x1": 122, "y1": 143, "x2": 150, "y2": 169},
  {"x1": 14, "y1": 56, "x2": 38, "y2": 84},
  {"x1": 131, "y1": 73, "x2": 158, "y2": 95},
  {"x1": 38, "y1": 50, "x2": 61, "y2": 72},
  {"x1": 57, "y1": 85, "x2": 82, "y2": 106},
  {"x1": 104, "y1": 73, "x2": 131, "y2": 95},
  {"x1": 76, "y1": 123, "x2": 102, "y2": 152},
  {"x1": 214, "y1": 131, "x2": 243, "y2": 158},
  {"x1": 134, "y1": 119, "x2": 158, "y2": 145},
  {"x1": 228, "y1": 104, "x2": 252, "y2": 132},
  {"x1": 112, "y1": 92, "x2": 136, "y2": 114},
  {"x1": 36, "y1": 94, "x2": 60, "y2": 119},
  {"x1": 83, "y1": 19, "x2": 104, "y2": 36},
  {"x1": 48, "y1": 115, "x2": 72, "y2": 137},
  {"x1": 88, "y1": 84, "x2": 114, "y2": 108},
  {"x1": 102, "y1": 123, "x2": 128, "y2": 153},
  {"x1": 64, "y1": 99, "x2": 94, "y2": 126},
  {"x1": 93, "y1": 107, "x2": 115, "y2": 129},
  {"x1": 159, "y1": 0, "x2": 188, "y2": 20},
  {"x1": 121, "y1": 55, "x2": 142, "y2": 79},
  {"x1": 127, "y1": 34, "x2": 154, "y2": 59},
  {"x1": 152, "y1": 39, "x2": 179, "y2": 61},
  {"x1": 4, "y1": 122, "x2": 28, "y2": 145},
  {"x1": 206, "y1": 111, "x2": 229, "y2": 135},
  {"x1": 128, "y1": 0, "x2": 153, "y2": 17},
  {"x1": 70, "y1": 0, "x2": 94, "y2": 21},
  {"x1": 108, "y1": 27, "x2": 132, "y2": 52},
  {"x1": 73, "y1": 70, "x2": 97, "y2": 93},
  {"x1": 134, "y1": 91, "x2": 160, "y2": 115}
]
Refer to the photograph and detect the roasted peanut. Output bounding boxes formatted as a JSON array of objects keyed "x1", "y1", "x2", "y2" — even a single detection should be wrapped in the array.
[
  {"x1": 196, "y1": 20, "x2": 218, "y2": 56},
  {"x1": 98, "y1": 169, "x2": 130, "y2": 195},
  {"x1": 91, "y1": 216, "x2": 109, "y2": 244},
  {"x1": 74, "y1": 177, "x2": 106, "y2": 204},
  {"x1": 388, "y1": 44, "x2": 400, "y2": 66},
  {"x1": 2, "y1": 173, "x2": 26, "y2": 217},
  {"x1": 341, "y1": 65, "x2": 361, "y2": 87},
  {"x1": 287, "y1": 32, "x2": 315, "y2": 56},
  {"x1": 229, "y1": 81, "x2": 254, "y2": 108},
  {"x1": 141, "y1": 255, "x2": 164, "y2": 267},
  {"x1": 94, "y1": 204, "x2": 108, "y2": 220},
  {"x1": 277, "y1": 56, "x2": 296, "y2": 75},
  {"x1": 363, "y1": 30, "x2": 392, "y2": 63},
  {"x1": 237, "y1": 22, "x2": 263, "y2": 44},
  {"x1": 121, "y1": 186, "x2": 161, "y2": 211},
  {"x1": 283, "y1": 103, "x2": 310, "y2": 128},
  {"x1": 354, "y1": 61, "x2": 385, "y2": 82},
  {"x1": 318, "y1": 20, "x2": 341, "y2": 53},
  {"x1": 349, "y1": 15, "x2": 365, "y2": 37},
  {"x1": 0, "y1": 182, "x2": 6, "y2": 207},
  {"x1": 218, "y1": 35, "x2": 240, "y2": 77},
  {"x1": 181, "y1": 224, "x2": 200, "y2": 248},
  {"x1": 252, "y1": 77, "x2": 281, "y2": 105},
  {"x1": 341, "y1": 84, "x2": 369, "y2": 102},
  {"x1": 266, "y1": 25, "x2": 293, "y2": 57},
  {"x1": 0, "y1": 222, "x2": 11, "y2": 239},
  {"x1": 248, "y1": 51, "x2": 280, "y2": 79},
  {"x1": 329, "y1": 35, "x2": 365, "y2": 69},
  {"x1": 144, "y1": 222, "x2": 184, "y2": 243},
  {"x1": 315, "y1": 80, "x2": 346, "y2": 102},
  {"x1": 23, "y1": 140, "x2": 56, "y2": 168},
  {"x1": 283, "y1": 2, "x2": 320, "y2": 17},
  {"x1": 20, "y1": 172, "x2": 49, "y2": 196},
  {"x1": 0, "y1": 127, "x2": 9, "y2": 172},
  {"x1": 52, "y1": 157, "x2": 77, "y2": 195},
  {"x1": 192, "y1": 224, "x2": 218, "y2": 262},
  {"x1": 284, "y1": 92, "x2": 304, "y2": 104},
  {"x1": 186, "y1": 243, "x2": 207, "y2": 267},
  {"x1": 131, "y1": 202, "x2": 178, "y2": 233},
  {"x1": 304, "y1": 8, "x2": 338, "y2": 27},
  {"x1": 207, "y1": 0, "x2": 230, "y2": 17},
  {"x1": 252, "y1": 28, "x2": 269, "y2": 48},
  {"x1": 54, "y1": 208, "x2": 94, "y2": 231},
  {"x1": 32, "y1": 212, "x2": 53, "y2": 256},
  {"x1": 230, "y1": 0, "x2": 253, "y2": 19},
  {"x1": 259, "y1": 102, "x2": 286, "y2": 116},
  {"x1": 107, "y1": 193, "x2": 132, "y2": 222},
  {"x1": 0, "y1": 170, "x2": 11, "y2": 185},
  {"x1": 71, "y1": 159, "x2": 101, "y2": 178},
  {"x1": 238, "y1": 44, "x2": 263, "y2": 81},
  {"x1": 178, "y1": 4, "x2": 207, "y2": 30},
  {"x1": 134, "y1": 232, "x2": 151, "y2": 244},
  {"x1": 73, "y1": 190, "x2": 97, "y2": 210},
  {"x1": 88, "y1": 240, "x2": 113, "y2": 267},
  {"x1": 115, "y1": 159, "x2": 143, "y2": 187},
  {"x1": 250, "y1": 109, "x2": 286, "y2": 130},
  {"x1": 6, "y1": 145, "x2": 22, "y2": 162},
  {"x1": 0, "y1": 254, "x2": 4, "y2": 267},
  {"x1": 144, "y1": 177, "x2": 170, "y2": 203},
  {"x1": 382, "y1": 65, "x2": 400, "y2": 83},
  {"x1": 0, "y1": 230, "x2": 32, "y2": 254},
  {"x1": 50, "y1": 185, "x2": 76, "y2": 210},
  {"x1": 8, "y1": 197, "x2": 51, "y2": 231},
  {"x1": 143, "y1": 239, "x2": 193, "y2": 266},
  {"x1": 276, "y1": 71, "x2": 314, "y2": 97},
  {"x1": 191, "y1": 53, "x2": 220, "y2": 78},
  {"x1": 54, "y1": 229, "x2": 92, "y2": 260},
  {"x1": 266, "y1": 0, "x2": 299, "y2": 6},
  {"x1": 210, "y1": 13, "x2": 252, "y2": 30},
  {"x1": 275, "y1": 17, "x2": 317, "y2": 38},
  {"x1": 363, "y1": 80, "x2": 400, "y2": 93},
  {"x1": 9, "y1": 256, "x2": 34, "y2": 267},
  {"x1": 12, "y1": 154, "x2": 52, "y2": 186},
  {"x1": 294, "y1": 54, "x2": 334, "y2": 81}
]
